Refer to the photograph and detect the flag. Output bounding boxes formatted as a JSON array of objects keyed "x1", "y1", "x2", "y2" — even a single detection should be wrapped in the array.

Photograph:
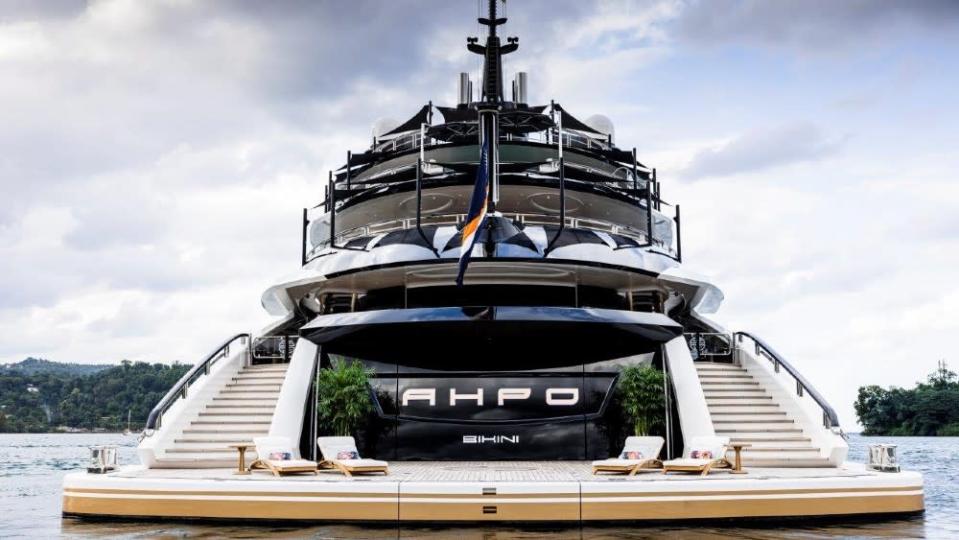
[{"x1": 455, "y1": 137, "x2": 490, "y2": 286}]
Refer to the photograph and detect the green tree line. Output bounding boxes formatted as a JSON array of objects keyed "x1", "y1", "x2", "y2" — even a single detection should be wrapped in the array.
[
  {"x1": 0, "y1": 360, "x2": 190, "y2": 433},
  {"x1": 855, "y1": 361, "x2": 959, "y2": 436}
]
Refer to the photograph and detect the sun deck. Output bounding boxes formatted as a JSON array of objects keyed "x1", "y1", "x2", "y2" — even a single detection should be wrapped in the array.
[{"x1": 63, "y1": 462, "x2": 923, "y2": 523}]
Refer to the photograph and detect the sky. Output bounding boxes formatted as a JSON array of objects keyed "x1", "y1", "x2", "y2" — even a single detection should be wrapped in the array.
[{"x1": 1, "y1": 0, "x2": 957, "y2": 428}]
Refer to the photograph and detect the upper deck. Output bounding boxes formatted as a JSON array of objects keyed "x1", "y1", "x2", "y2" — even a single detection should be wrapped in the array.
[{"x1": 300, "y1": 102, "x2": 682, "y2": 268}]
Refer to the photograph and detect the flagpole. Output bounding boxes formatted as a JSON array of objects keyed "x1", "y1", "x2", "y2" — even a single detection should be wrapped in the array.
[{"x1": 460, "y1": 0, "x2": 518, "y2": 280}]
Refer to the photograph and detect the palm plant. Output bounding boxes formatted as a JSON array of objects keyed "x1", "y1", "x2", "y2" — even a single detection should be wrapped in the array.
[
  {"x1": 617, "y1": 364, "x2": 666, "y2": 436},
  {"x1": 316, "y1": 359, "x2": 374, "y2": 437}
]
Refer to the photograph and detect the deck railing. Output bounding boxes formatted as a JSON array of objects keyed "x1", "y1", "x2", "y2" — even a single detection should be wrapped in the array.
[
  {"x1": 252, "y1": 335, "x2": 299, "y2": 363},
  {"x1": 302, "y1": 207, "x2": 678, "y2": 265},
  {"x1": 684, "y1": 332, "x2": 733, "y2": 360},
  {"x1": 143, "y1": 333, "x2": 250, "y2": 433}
]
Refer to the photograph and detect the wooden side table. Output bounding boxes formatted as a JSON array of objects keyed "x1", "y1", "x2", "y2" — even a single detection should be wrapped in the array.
[
  {"x1": 228, "y1": 444, "x2": 251, "y2": 475},
  {"x1": 730, "y1": 443, "x2": 751, "y2": 474}
]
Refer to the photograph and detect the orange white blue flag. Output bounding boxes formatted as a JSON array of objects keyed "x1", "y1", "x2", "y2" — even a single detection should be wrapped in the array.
[{"x1": 455, "y1": 138, "x2": 490, "y2": 286}]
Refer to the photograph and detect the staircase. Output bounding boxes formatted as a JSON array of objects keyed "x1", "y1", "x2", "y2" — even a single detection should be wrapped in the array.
[
  {"x1": 696, "y1": 361, "x2": 831, "y2": 467},
  {"x1": 157, "y1": 363, "x2": 288, "y2": 467}
]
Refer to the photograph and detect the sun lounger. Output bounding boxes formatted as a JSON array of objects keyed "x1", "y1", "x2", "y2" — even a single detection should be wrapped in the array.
[
  {"x1": 592, "y1": 436, "x2": 665, "y2": 475},
  {"x1": 662, "y1": 435, "x2": 732, "y2": 476},
  {"x1": 249, "y1": 436, "x2": 318, "y2": 476},
  {"x1": 317, "y1": 436, "x2": 389, "y2": 476}
]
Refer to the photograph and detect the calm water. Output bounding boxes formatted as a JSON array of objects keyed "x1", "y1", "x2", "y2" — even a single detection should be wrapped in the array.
[{"x1": 0, "y1": 433, "x2": 955, "y2": 539}]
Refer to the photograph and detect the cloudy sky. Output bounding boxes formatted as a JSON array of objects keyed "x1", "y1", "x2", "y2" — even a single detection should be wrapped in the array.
[{"x1": 1, "y1": 0, "x2": 957, "y2": 427}]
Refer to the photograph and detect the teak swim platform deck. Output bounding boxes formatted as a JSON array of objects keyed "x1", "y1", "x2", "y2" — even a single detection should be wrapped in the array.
[{"x1": 62, "y1": 462, "x2": 923, "y2": 523}]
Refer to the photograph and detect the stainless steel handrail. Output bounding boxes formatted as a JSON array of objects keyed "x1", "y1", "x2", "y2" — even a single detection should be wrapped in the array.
[
  {"x1": 734, "y1": 332, "x2": 840, "y2": 428},
  {"x1": 143, "y1": 333, "x2": 250, "y2": 433}
]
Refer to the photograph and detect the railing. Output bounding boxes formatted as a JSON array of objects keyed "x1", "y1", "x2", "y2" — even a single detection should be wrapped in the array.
[
  {"x1": 371, "y1": 126, "x2": 611, "y2": 157},
  {"x1": 143, "y1": 333, "x2": 250, "y2": 433},
  {"x1": 684, "y1": 332, "x2": 733, "y2": 360},
  {"x1": 252, "y1": 335, "x2": 299, "y2": 362},
  {"x1": 302, "y1": 207, "x2": 679, "y2": 264},
  {"x1": 734, "y1": 332, "x2": 840, "y2": 429}
]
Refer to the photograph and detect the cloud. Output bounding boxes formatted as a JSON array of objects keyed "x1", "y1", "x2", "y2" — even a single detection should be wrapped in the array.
[
  {"x1": 680, "y1": 123, "x2": 843, "y2": 180},
  {"x1": 675, "y1": 0, "x2": 959, "y2": 52}
]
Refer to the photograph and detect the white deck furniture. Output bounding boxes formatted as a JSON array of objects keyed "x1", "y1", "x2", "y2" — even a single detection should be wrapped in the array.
[
  {"x1": 592, "y1": 436, "x2": 664, "y2": 475},
  {"x1": 317, "y1": 436, "x2": 389, "y2": 476}
]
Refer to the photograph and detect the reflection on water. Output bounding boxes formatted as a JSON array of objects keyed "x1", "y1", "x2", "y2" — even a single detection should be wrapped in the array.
[{"x1": 1, "y1": 433, "x2": 955, "y2": 539}]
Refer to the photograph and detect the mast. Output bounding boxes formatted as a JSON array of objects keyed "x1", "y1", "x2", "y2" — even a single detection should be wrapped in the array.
[{"x1": 467, "y1": 0, "x2": 517, "y2": 249}]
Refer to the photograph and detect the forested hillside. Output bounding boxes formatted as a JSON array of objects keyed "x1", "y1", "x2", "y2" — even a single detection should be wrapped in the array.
[
  {"x1": 855, "y1": 361, "x2": 959, "y2": 436},
  {"x1": 0, "y1": 357, "x2": 112, "y2": 376},
  {"x1": 0, "y1": 360, "x2": 190, "y2": 433}
]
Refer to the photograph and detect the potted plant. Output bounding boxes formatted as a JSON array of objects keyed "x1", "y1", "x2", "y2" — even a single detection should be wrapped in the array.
[
  {"x1": 617, "y1": 364, "x2": 666, "y2": 436},
  {"x1": 316, "y1": 359, "x2": 374, "y2": 437}
]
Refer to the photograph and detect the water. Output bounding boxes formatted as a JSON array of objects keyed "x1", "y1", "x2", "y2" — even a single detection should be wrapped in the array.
[{"x1": 0, "y1": 433, "x2": 955, "y2": 538}]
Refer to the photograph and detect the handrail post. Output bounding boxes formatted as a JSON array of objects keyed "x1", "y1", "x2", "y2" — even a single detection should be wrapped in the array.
[
  {"x1": 301, "y1": 208, "x2": 308, "y2": 266},
  {"x1": 346, "y1": 151, "x2": 352, "y2": 192},
  {"x1": 674, "y1": 204, "x2": 682, "y2": 262},
  {"x1": 544, "y1": 157, "x2": 566, "y2": 255},
  {"x1": 416, "y1": 158, "x2": 440, "y2": 257},
  {"x1": 328, "y1": 171, "x2": 336, "y2": 248},
  {"x1": 645, "y1": 175, "x2": 653, "y2": 246}
]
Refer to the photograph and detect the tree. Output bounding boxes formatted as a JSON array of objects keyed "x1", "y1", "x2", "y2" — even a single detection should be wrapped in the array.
[
  {"x1": 928, "y1": 360, "x2": 957, "y2": 389},
  {"x1": 316, "y1": 359, "x2": 374, "y2": 437},
  {"x1": 617, "y1": 365, "x2": 666, "y2": 436},
  {"x1": 855, "y1": 361, "x2": 959, "y2": 436}
]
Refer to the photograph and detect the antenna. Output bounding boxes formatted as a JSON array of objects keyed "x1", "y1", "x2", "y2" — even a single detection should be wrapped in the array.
[{"x1": 466, "y1": 0, "x2": 518, "y2": 104}]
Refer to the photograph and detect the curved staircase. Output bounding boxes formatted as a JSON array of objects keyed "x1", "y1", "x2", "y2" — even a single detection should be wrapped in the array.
[
  {"x1": 156, "y1": 363, "x2": 288, "y2": 467},
  {"x1": 696, "y1": 361, "x2": 832, "y2": 467}
]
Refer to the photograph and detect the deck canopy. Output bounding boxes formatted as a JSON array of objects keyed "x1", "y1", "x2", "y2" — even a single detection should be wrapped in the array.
[{"x1": 299, "y1": 306, "x2": 682, "y2": 360}]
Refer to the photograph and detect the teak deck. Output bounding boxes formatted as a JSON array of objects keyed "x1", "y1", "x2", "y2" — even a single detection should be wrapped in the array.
[{"x1": 62, "y1": 461, "x2": 924, "y2": 523}]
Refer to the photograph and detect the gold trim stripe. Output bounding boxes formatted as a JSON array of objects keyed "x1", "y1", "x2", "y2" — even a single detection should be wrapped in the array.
[
  {"x1": 63, "y1": 492, "x2": 923, "y2": 522},
  {"x1": 65, "y1": 484, "x2": 921, "y2": 500},
  {"x1": 64, "y1": 487, "x2": 392, "y2": 498},
  {"x1": 581, "y1": 484, "x2": 922, "y2": 498}
]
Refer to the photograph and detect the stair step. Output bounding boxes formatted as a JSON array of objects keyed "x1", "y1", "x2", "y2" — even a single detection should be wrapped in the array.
[
  {"x1": 243, "y1": 364, "x2": 289, "y2": 370},
  {"x1": 164, "y1": 448, "x2": 256, "y2": 456},
  {"x1": 703, "y1": 389, "x2": 768, "y2": 394},
  {"x1": 740, "y1": 446, "x2": 820, "y2": 453},
  {"x1": 212, "y1": 397, "x2": 278, "y2": 402},
  {"x1": 706, "y1": 395, "x2": 773, "y2": 401},
  {"x1": 713, "y1": 423, "x2": 797, "y2": 431},
  {"x1": 226, "y1": 383, "x2": 282, "y2": 388},
  {"x1": 708, "y1": 400, "x2": 778, "y2": 405},
  {"x1": 232, "y1": 377, "x2": 285, "y2": 383},
  {"x1": 168, "y1": 442, "x2": 255, "y2": 451},
  {"x1": 197, "y1": 413, "x2": 274, "y2": 420},
  {"x1": 701, "y1": 381, "x2": 760, "y2": 386},
  {"x1": 709, "y1": 409, "x2": 786, "y2": 420},
  {"x1": 717, "y1": 427, "x2": 803, "y2": 434},
  {"x1": 729, "y1": 437, "x2": 812, "y2": 445},
  {"x1": 182, "y1": 430, "x2": 269, "y2": 436},
  {"x1": 207, "y1": 404, "x2": 276, "y2": 409},
  {"x1": 695, "y1": 363, "x2": 743, "y2": 369},
  {"x1": 191, "y1": 420, "x2": 270, "y2": 425},
  {"x1": 739, "y1": 456, "x2": 832, "y2": 468},
  {"x1": 175, "y1": 437, "x2": 258, "y2": 444},
  {"x1": 708, "y1": 405, "x2": 781, "y2": 413},
  {"x1": 713, "y1": 418, "x2": 793, "y2": 423},
  {"x1": 154, "y1": 456, "x2": 244, "y2": 468}
]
